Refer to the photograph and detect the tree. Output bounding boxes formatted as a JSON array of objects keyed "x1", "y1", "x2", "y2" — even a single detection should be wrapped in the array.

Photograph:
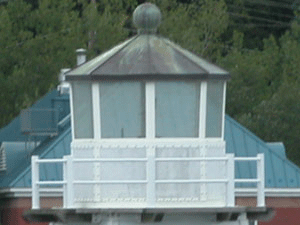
[
  {"x1": 219, "y1": 20, "x2": 300, "y2": 165},
  {"x1": 155, "y1": 0, "x2": 229, "y2": 61},
  {"x1": 0, "y1": 0, "x2": 135, "y2": 127}
]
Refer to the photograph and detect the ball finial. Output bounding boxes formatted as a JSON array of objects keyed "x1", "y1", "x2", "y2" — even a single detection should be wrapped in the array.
[{"x1": 133, "y1": 3, "x2": 162, "y2": 34}]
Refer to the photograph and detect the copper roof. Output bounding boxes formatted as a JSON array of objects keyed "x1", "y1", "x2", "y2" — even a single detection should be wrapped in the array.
[{"x1": 65, "y1": 35, "x2": 230, "y2": 81}]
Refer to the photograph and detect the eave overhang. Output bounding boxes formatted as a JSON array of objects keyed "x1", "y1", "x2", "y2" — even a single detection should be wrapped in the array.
[{"x1": 65, "y1": 73, "x2": 231, "y2": 82}]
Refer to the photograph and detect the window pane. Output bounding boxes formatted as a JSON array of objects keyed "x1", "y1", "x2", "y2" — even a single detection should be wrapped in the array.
[
  {"x1": 156, "y1": 81, "x2": 200, "y2": 137},
  {"x1": 100, "y1": 82, "x2": 145, "y2": 138},
  {"x1": 72, "y1": 82, "x2": 94, "y2": 139},
  {"x1": 206, "y1": 81, "x2": 224, "y2": 138}
]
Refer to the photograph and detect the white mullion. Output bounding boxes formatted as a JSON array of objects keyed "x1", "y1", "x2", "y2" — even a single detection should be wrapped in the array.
[
  {"x1": 221, "y1": 82, "x2": 227, "y2": 140},
  {"x1": 199, "y1": 81, "x2": 207, "y2": 139},
  {"x1": 69, "y1": 83, "x2": 75, "y2": 141},
  {"x1": 92, "y1": 83, "x2": 101, "y2": 139},
  {"x1": 92, "y1": 83, "x2": 101, "y2": 203},
  {"x1": 146, "y1": 82, "x2": 155, "y2": 138},
  {"x1": 199, "y1": 81, "x2": 207, "y2": 201},
  {"x1": 145, "y1": 82, "x2": 156, "y2": 207}
]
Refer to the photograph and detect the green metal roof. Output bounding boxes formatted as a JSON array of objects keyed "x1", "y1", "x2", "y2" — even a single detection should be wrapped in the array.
[{"x1": 0, "y1": 90, "x2": 70, "y2": 187}]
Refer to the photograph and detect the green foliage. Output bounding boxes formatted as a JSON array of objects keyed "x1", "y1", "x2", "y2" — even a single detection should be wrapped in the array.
[
  {"x1": 219, "y1": 20, "x2": 300, "y2": 166},
  {"x1": 156, "y1": 0, "x2": 229, "y2": 61},
  {"x1": 219, "y1": 34, "x2": 281, "y2": 117},
  {"x1": 0, "y1": 0, "x2": 135, "y2": 127}
]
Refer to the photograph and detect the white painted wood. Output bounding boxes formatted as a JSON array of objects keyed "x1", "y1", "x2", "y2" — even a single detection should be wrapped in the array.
[
  {"x1": 92, "y1": 83, "x2": 101, "y2": 139},
  {"x1": 145, "y1": 82, "x2": 156, "y2": 207},
  {"x1": 63, "y1": 156, "x2": 68, "y2": 208},
  {"x1": 227, "y1": 154, "x2": 235, "y2": 206},
  {"x1": 200, "y1": 144, "x2": 207, "y2": 201},
  {"x1": 147, "y1": 146, "x2": 156, "y2": 206},
  {"x1": 257, "y1": 153, "x2": 265, "y2": 207},
  {"x1": 69, "y1": 84, "x2": 75, "y2": 141},
  {"x1": 94, "y1": 144, "x2": 101, "y2": 203},
  {"x1": 66, "y1": 156, "x2": 74, "y2": 208},
  {"x1": 31, "y1": 141, "x2": 265, "y2": 210},
  {"x1": 31, "y1": 156, "x2": 40, "y2": 209},
  {"x1": 71, "y1": 138, "x2": 226, "y2": 145},
  {"x1": 221, "y1": 82, "x2": 227, "y2": 140},
  {"x1": 93, "y1": 99, "x2": 101, "y2": 205},
  {"x1": 146, "y1": 82, "x2": 155, "y2": 138},
  {"x1": 199, "y1": 81, "x2": 207, "y2": 138}
]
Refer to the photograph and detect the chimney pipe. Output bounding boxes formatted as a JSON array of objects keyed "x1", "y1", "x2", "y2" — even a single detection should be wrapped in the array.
[
  {"x1": 76, "y1": 48, "x2": 87, "y2": 66},
  {"x1": 58, "y1": 68, "x2": 71, "y2": 95},
  {"x1": 59, "y1": 68, "x2": 71, "y2": 83}
]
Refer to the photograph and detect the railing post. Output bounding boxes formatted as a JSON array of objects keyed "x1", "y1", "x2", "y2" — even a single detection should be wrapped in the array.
[
  {"x1": 63, "y1": 156, "x2": 68, "y2": 208},
  {"x1": 66, "y1": 155, "x2": 74, "y2": 208},
  {"x1": 147, "y1": 145, "x2": 156, "y2": 207},
  {"x1": 257, "y1": 153, "x2": 265, "y2": 207},
  {"x1": 31, "y1": 155, "x2": 40, "y2": 209},
  {"x1": 227, "y1": 154, "x2": 235, "y2": 207}
]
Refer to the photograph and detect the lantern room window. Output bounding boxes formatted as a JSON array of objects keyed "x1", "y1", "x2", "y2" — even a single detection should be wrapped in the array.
[
  {"x1": 155, "y1": 81, "x2": 200, "y2": 138},
  {"x1": 100, "y1": 81, "x2": 145, "y2": 138},
  {"x1": 72, "y1": 82, "x2": 94, "y2": 139},
  {"x1": 206, "y1": 80, "x2": 224, "y2": 138}
]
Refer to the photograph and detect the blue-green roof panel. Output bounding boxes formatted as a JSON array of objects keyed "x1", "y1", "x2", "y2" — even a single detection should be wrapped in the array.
[{"x1": 225, "y1": 115, "x2": 300, "y2": 188}]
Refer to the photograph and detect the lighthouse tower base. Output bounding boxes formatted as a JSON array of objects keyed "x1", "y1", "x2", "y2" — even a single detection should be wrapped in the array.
[{"x1": 24, "y1": 207, "x2": 273, "y2": 225}]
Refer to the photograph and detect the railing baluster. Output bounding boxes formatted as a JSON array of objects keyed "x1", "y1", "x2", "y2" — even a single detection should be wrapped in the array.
[
  {"x1": 66, "y1": 156, "x2": 74, "y2": 208},
  {"x1": 227, "y1": 154, "x2": 235, "y2": 207},
  {"x1": 147, "y1": 145, "x2": 156, "y2": 207}
]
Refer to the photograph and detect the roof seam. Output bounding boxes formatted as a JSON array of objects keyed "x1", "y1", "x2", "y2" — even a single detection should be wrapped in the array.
[
  {"x1": 226, "y1": 115, "x2": 300, "y2": 187},
  {"x1": 225, "y1": 115, "x2": 294, "y2": 162}
]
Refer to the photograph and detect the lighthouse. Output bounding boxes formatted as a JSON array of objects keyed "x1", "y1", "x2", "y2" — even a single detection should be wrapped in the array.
[{"x1": 26, "y1": 3, "x2": 272, "y2": 225}]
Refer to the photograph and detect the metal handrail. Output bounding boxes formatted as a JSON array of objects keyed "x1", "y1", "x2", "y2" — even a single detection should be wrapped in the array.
[{"x1": 31, "y1": 153, "x2": 265, "y2": 209}]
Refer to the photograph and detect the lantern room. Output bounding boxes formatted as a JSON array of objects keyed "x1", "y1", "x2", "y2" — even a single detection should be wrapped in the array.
[{"x1": 67, "y1": 6, "x2": 229, "y2": 142}]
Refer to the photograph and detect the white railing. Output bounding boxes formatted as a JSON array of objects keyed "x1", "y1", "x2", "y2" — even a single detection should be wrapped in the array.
[
  {"x1": 31, "y1": 156, "x2": 71, "y2": 209},
  {"x1": 235, "y1": 155, "x2": 265, "y2": 207},
  {"x1": 31, "y1": 153, "x2": 265, "y2": 209}
]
